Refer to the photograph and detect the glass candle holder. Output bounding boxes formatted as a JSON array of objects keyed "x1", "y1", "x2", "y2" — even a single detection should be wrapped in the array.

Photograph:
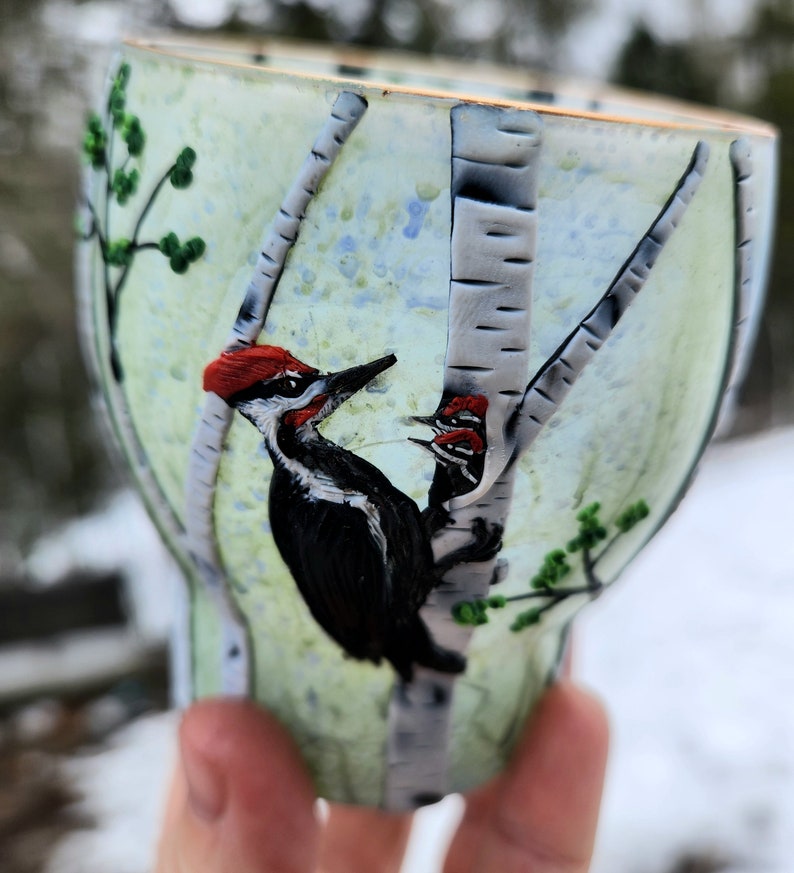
[{"x1": 77, "y1": 37, "x2": 777, "y2": 809}]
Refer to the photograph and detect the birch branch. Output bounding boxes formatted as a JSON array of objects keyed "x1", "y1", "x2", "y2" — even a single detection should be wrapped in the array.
[
  {"x1": 183, "y1": 91, "x2": 368, "y2": 697},
  {"x1": 510, "y1": 139, "x2": 710, "y2": 461}
]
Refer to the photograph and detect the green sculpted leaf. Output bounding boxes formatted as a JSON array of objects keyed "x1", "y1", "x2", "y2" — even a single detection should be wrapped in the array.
[
  {"x1": 122, "y1": 115, "x2": 146, "y2": 157},
  {"x1": 80, "y1": 61, "x2": 206, "y2": 381},
  {"x1": 452, "y1": 498, "x2": 651, "y2": 632},
  {"x1": 170, "y1": 166, "x2": 194, "y2": 189}
]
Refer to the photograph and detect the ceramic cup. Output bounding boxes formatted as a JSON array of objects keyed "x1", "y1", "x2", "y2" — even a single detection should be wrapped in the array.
[{"x1": 78, "y1": 37, "x2": 777, "y2": 809}]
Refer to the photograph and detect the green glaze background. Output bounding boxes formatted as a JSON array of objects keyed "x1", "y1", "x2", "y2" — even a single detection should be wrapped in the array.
[{"x1": 88, "y1": 46, "x2": 737, "y2": 803}]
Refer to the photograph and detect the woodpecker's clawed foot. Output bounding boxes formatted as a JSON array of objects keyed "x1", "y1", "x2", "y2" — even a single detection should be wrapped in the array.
[
  {"x1": 435, "y1": 518, "x2": 504, "y2": 574},
  {"x1": 421, "y1": 505, "x2": 452, "y2": 538},
  {"x1": 470, "y1": 517, "x2": 504, "y2": 562},
  {"x1": 490, "y1": 557, "x2": 509, "y2": 586},
  {"x1": 416, "y1": 643, "x2": 466, "y2": 677},
  {"x1": 393, "y1": 644, "x2": 466, "y2": 683},
  {"x1": 460, "y1": 517, "x2": 504, "y2": 563}
]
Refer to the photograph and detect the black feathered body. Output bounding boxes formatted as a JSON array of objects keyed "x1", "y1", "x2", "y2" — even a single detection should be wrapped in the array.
[{"x1": 267, "y1": 424, "x2": 454, "y2": 681}]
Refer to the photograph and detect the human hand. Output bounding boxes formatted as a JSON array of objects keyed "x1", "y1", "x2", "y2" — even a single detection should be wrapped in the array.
[{"x1": 155, "y1": 680, "x2": 608, "y2": 873}]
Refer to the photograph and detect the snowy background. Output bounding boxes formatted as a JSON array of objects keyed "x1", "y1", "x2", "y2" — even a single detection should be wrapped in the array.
[{"x1": 32, "y1": 425, "x2": 794, "y2": 873}]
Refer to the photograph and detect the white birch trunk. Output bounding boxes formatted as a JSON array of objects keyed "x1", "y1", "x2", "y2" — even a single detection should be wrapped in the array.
[
  {"x1": 183, "y1": 92, "x2": 368, "y2": 697},
  {"x1": 715, "y1": 137, "x2": 757, "y2": 432},
  {"x1": 386, "y1": 103, "x2": 542, "y2": 809},
  {"x1": 385, "y1": 134, "x2": 710, "y2": 810},
  {"x1": 728, "y1": 138, "x2": 757, "y2": 380}
]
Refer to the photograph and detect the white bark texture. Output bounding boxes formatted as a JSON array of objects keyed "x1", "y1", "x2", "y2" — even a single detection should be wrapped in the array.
[
  {"x1": 183, "y1": 91, "x2": 368, "y2": 697},
  {"x1": 723, "y1": 138, "x2": 757, "y2": 402},
  {"x1": 385, "y1": 133, "x2": 710, "y2": 810},
  {"x1": 386, "y1": 103, "x2": 542, "y2": 810}
]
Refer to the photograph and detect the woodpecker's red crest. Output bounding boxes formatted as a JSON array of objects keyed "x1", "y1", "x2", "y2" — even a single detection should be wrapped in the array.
[
  {"x1": 203, "y1": 345, "x2": 318, "y2": 400},
  {"x1": 434, "y1": 429, "x2": 485, "y2": 454},
  {"x1": 441, "y1": 394, "x2": 488, "y2": 421}
]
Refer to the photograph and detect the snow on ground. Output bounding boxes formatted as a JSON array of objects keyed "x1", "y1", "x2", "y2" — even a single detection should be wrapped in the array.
[
  {"x1": 26, "y1": 489, "x2": 183, "y2": 645},
  {"x1": 46, "y1": 427, "x2": 794, "y2": 873},
  {"x1": 46, "y1": 714, "x2": 178, "y2": 873},
  {"x1": 581, "y1": 426, "x2": 794, "y2": 873}
]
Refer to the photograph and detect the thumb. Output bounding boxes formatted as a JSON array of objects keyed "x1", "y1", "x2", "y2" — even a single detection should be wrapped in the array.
[{"x1": 155, "y1": 698, "x2": 319, "y2": 873}]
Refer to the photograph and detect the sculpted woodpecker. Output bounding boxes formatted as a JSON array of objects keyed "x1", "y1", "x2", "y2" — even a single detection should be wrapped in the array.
[
  {"x1": 203, "y1": 344, "x2": 467, "y2": 682},
  {"x1": 411, "y1": 394, "x2": 489, "y2": 529},
  {"x1": 411, "y1": 393, "x2": 508, "y2": 586}
]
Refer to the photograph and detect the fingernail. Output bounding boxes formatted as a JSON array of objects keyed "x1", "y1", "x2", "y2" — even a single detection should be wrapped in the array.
[{"x1": 181, "y1": 741, "x2": 226, "y2": 823}]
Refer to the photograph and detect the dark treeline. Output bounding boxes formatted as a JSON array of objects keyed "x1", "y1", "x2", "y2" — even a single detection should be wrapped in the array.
[{"x1": 0, "y1": 0, "x2": 790, "y2": 562}]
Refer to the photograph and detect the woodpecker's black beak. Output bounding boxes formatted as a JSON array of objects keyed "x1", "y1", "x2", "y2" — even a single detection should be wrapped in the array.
[
  {"x1": 408, "y1": 436, "x2": 433, "y2": 449},
  {"x1": 407, "y1": 436, "x2": 437, "y2": 458},
  {"x1": 411, "y1": 414, "x2": 439, "y2": 429},
  {"x1": 314, "y1": 353, "x2": 397, "y2": 421},
  {"x1": 324, "y1": 353, "x2": 396, "y2": 395}
]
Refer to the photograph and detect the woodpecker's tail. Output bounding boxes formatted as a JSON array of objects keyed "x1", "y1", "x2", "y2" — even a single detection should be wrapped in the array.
[{"x1": 386, "y1": 615, "x2": 466, "y2": 683}]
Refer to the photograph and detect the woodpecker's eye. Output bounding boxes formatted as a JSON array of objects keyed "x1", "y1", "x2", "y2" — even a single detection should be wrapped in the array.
[{"x1": 274, "y1": 376, "x2": 304, "y2": 397}]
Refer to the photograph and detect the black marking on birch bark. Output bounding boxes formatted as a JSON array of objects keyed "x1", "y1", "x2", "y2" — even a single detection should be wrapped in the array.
[
  {"x1": 533, "y1": 386, "x2": 554, "y2": 403},
  {"x1": 460, "y1": 156, "x2": 530, "y2": 170},
  {"x1": 386, "y1": 103, "x2": 542, "y2": 812},
  {"x1": 497, "y1": 125, "x2": 543, "y2": 137},
  {"x1": 310, "y1": 149, "x2": 331, "y2": 164},
  {"x1": 460, "y1": 279, "x2": 503, "y2": 288},
  {"x1": 237, "y1": 292, "x2": 259, "y2": 327},
  {"x1": 450, "y1": 365, "x2": 495, "y2": 373},
  {"x1": 184, "y1": 92, "x2": 368, "y2": 698}
]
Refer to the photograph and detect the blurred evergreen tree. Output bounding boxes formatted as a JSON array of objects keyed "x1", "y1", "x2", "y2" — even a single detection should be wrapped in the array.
[
  {"x1": 612, "y1": 5, "x2": 794, "y2": 427},
  {"x1": 746, "y1": 0, "x2": 794, "y2": 421},
  {"x1": 611, "y1": 21, "x2": 718, "y2": 104},
  {"x1": 0, "y1": 0, "x2": 116, "y2": 563},
  {"x1": 213, "y1": 0, "x2": 592, "y2": 67}
]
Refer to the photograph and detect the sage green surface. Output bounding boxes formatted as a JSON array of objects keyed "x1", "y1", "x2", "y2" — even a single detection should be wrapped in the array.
[{"x1": 82, "y1": 43, "x2": 768, "y2": 804}]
